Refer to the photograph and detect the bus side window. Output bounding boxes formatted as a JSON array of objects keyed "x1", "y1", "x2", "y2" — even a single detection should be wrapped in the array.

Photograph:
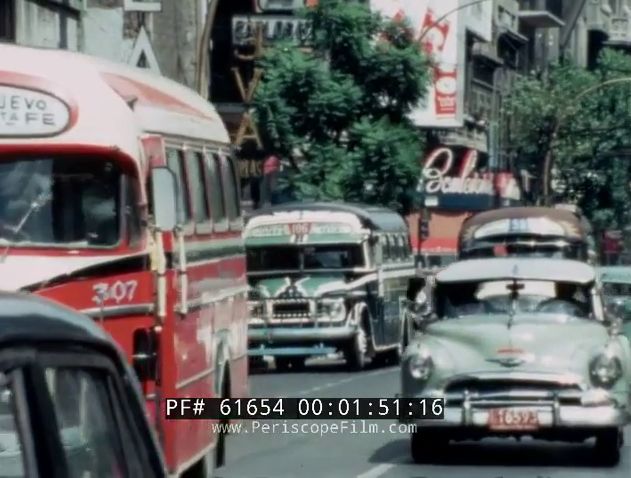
[
  {"x1": 205, "y1": 152, "x2": 227, "y2": 231},
  {"x1": 185, "y1": 150, "x2": 211, "y2": 232},
  {"x1": 166, "y1": 148, "x2": 191, "y2": 226},
  {"x1": 384, "y1": 235, "x2": 392, "y2": 262},
  {"x1": 374, "y1": 235, "x2": 383, "y2": 265},
  {"x1": 220, "y1": 155, "x2": 242, "y2": 230},
  {"x1": 398, "y1": 235, "x2": 406, "y2": 261}
]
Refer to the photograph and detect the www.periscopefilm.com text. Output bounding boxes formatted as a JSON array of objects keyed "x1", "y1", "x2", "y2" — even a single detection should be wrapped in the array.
[{"x1": 210, "y1": 420, "x2": 418, "y2": 436}]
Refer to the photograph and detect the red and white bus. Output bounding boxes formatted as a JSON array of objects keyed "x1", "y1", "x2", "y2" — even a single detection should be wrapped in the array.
[{"x1": 0, "y1": 44, "x2": 248, "y2": 476}]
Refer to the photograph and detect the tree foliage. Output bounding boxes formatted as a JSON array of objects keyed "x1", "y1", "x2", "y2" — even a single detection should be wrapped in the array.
[
  {"x1": 253, "y1": 0, "x2": 429, "y2": 214},
  {"x1": 505, "y1": 48, "x2": 631, "y2": 231}
]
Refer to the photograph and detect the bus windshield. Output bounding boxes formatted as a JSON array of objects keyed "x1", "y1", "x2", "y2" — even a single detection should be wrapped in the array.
[
  {"x1": 0, "y1": 157, "x2": 121, "y2": 248},
  {"x1": 247, "y1": 244, "x2": 365, "y2": 272}
]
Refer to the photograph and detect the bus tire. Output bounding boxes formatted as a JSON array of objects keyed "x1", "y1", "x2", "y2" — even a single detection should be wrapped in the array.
[
  {"x1": 186, "y1": 367, "x2": 229, "y2": 478},
  {"x1": 344, "y1": 313, "x2": 369, "y2": 371},
  {"x1": 215, "y1": 370, "x2": 230, "y2": 469}
]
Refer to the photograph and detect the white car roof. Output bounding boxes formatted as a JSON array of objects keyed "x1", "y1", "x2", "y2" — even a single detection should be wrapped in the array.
[{"x1": 436, "y1": 258, "x2": 596, "y2": 285}]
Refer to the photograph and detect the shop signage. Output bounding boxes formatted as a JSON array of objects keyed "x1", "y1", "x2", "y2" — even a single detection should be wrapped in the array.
[
  {"x1": 421, "y1": 147, "x2": 521, "y2": 210},
  {"x1": 232, "y1": 15, "x2": 313, "y2": 47},
  {"x1": 0, "y1": 85, "x2": 71, "y2": 137},
  {"x1": 423, "y1": 147, "x2": 494, "y2": 195}
]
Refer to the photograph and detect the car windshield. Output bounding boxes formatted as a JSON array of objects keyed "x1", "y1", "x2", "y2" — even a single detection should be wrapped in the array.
[
  {"x1": 437, "y1": 279, "x2": 592, "y2": 319},
  {"x1": 247, "y1": 244, "x2": 365, "y2": 272},
  {"x1": 0, "y1": 157, "x2": 121, "y2": 248}
]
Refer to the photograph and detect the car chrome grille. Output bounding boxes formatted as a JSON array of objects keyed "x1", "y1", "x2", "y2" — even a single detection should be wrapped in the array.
[{"x1": 444, "y1": 378, "x2": 583, "y2": 406}]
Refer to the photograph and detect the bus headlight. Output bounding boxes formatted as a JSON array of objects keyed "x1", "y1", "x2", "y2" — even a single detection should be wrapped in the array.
[
  {"x1": 248, "y1": 301, "x2": 263, "y2": 318},
  {"x1": 590, "y1": 352, "x2": 622, "y2": 388},
  {"x1": 409, "y1": 351, "x2": 433, "y2": 381},
  {"x1": 329, "y1": 300, "x2": 346, "y2": 319}
]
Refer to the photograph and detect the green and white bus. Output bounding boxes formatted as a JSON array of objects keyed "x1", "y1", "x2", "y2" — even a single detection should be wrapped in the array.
[{"x1": 244, "y1": 202, "x2": 421, "y2": 371}]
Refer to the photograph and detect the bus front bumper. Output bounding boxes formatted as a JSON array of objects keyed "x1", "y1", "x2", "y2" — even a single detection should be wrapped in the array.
[{"x1": 248, "y1": 324, "x2": 356, "y2": 357}]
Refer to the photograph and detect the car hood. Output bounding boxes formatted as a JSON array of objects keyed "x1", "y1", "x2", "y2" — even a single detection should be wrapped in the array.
[
  {"x1": 423, "y1": 314, "x2": 610, "y2": 376},
  {"x1": 249, "y1": 274, "x2": 349, "y2": 299}
]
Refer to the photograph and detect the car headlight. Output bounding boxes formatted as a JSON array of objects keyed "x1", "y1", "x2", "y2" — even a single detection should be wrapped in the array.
[
  {"x1": 589, "y1": 352, "x2": 622, "y2": 388},
  {"x1": 408, "y1": 351, "x2": 433, "y2": 380}
]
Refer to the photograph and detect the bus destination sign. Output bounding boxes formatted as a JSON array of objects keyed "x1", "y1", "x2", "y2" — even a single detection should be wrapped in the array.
[{"x1": 0, "y1": 85, "x2": 71, "y2": 137}]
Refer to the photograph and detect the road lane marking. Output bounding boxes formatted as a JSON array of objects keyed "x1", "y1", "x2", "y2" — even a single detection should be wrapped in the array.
[
  {"x1": 277, "y1": 366, "x2": 398, "y2": 398},
  {"x1": 356, "y1": 454, "x2": 407, "y2": 478}
]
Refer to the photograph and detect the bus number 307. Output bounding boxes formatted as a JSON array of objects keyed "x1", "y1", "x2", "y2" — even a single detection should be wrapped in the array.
[{"x1": 92, "y1": 280, "x2": 138, "y2": 305}]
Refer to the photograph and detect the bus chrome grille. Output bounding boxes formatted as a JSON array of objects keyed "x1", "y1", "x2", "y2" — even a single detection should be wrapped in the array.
[{"x1": 272, "y1": 300, "x2": 310, "y2": 318}]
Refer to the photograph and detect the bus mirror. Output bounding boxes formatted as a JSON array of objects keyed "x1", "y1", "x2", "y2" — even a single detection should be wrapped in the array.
[{"x1": 151, "y1": 168, "x2": 178, "y2": 231}]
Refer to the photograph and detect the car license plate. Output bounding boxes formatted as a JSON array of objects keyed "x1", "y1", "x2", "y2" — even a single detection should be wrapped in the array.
[{"x1": 487, "y1": 408, "x2": 540, "y2": 431}]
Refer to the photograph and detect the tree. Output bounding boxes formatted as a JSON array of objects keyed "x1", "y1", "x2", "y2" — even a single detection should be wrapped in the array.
[
  {"x1": 504, "y1": 48, "x2": 631, "y2": 232},
  {"x1": 253, "y1": 0, "x2": 429, "y2": 214}
]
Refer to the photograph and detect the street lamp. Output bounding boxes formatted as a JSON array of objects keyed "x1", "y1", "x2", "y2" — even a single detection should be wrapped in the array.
[{"x1": 542, "y1": 76, "x2": 631, "y2": 206}]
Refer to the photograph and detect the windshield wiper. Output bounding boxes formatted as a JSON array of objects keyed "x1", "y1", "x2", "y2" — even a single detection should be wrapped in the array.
[{"x1": 0, "y1": 189, "x2": 52, "y2": 264}]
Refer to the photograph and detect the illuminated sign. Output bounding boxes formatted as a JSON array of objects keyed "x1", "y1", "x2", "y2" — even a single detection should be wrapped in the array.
[
  {"x1": 0, "y1": 85, "x2": 71, "y2": 137},
  {"x1": 423, "y1": 147, "x2": 494, "y2": 195},
  {"x1": 473, "y1": 218, "x2": 566, "y2": 239},
  {"x1": 232, "y1": 15, "x2": 313, "y2": 47},
  {"x1": 421, "y1": 147, "x2": 521, "y2": 210}
]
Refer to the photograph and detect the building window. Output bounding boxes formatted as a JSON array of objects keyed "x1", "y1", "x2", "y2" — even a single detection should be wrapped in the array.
[{"x1": 0, "y1": 0, "x2": 15, "y2": 41}]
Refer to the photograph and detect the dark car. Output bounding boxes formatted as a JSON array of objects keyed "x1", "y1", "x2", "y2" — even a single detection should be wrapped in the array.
[{"x1": 0, "y1": 291, "x2": 166, "y2": 478}]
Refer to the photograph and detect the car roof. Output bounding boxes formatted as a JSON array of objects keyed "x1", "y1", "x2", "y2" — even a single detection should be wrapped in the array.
[
  {"x1": 248, "y1": 201, "x2": 408, "y2": 233},
  {"x1": 436, "y1": 258, "x2": 596, "y2": 285},
  {"x1": 0, "y1": 291, "x2": 115, "y2": 348}
]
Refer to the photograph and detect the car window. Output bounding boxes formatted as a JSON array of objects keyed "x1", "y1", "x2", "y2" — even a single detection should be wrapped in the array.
[
  {"x1": 45, "y1": 367, "x2": 128, "y2": 478},
  {"x1": 0, "y1": 377, "x2": 25, "y2": 478}
]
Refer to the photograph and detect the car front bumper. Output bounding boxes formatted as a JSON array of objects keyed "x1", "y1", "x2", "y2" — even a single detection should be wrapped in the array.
[{"x1": 400, "y1": 390, "x2": 631, "y2": 430}]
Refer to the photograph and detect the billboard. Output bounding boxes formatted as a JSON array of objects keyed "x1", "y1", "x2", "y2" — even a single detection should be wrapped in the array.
[{"x1": 370, "y1": 0, "x2": 465, "y2": 128}]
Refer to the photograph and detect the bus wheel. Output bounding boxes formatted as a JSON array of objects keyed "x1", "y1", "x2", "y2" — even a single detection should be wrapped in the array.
[{"x1": 344, "y1": 319, "x2": 368, "y2": 371}]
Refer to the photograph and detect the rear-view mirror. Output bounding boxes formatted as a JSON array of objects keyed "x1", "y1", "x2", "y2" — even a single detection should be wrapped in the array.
[{"x1": 151, "y1": 168, "x2": 178, "y2": 231}]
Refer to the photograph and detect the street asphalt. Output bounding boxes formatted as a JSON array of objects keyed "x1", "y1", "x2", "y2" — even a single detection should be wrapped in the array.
[{"x1": 216, "y1": 357, "x2": 631, "y2": 478}]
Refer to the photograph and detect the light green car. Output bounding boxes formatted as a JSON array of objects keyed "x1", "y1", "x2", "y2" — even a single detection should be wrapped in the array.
[{"x1": 402, "y1": 257, "x2": 631, "y2": 467}]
